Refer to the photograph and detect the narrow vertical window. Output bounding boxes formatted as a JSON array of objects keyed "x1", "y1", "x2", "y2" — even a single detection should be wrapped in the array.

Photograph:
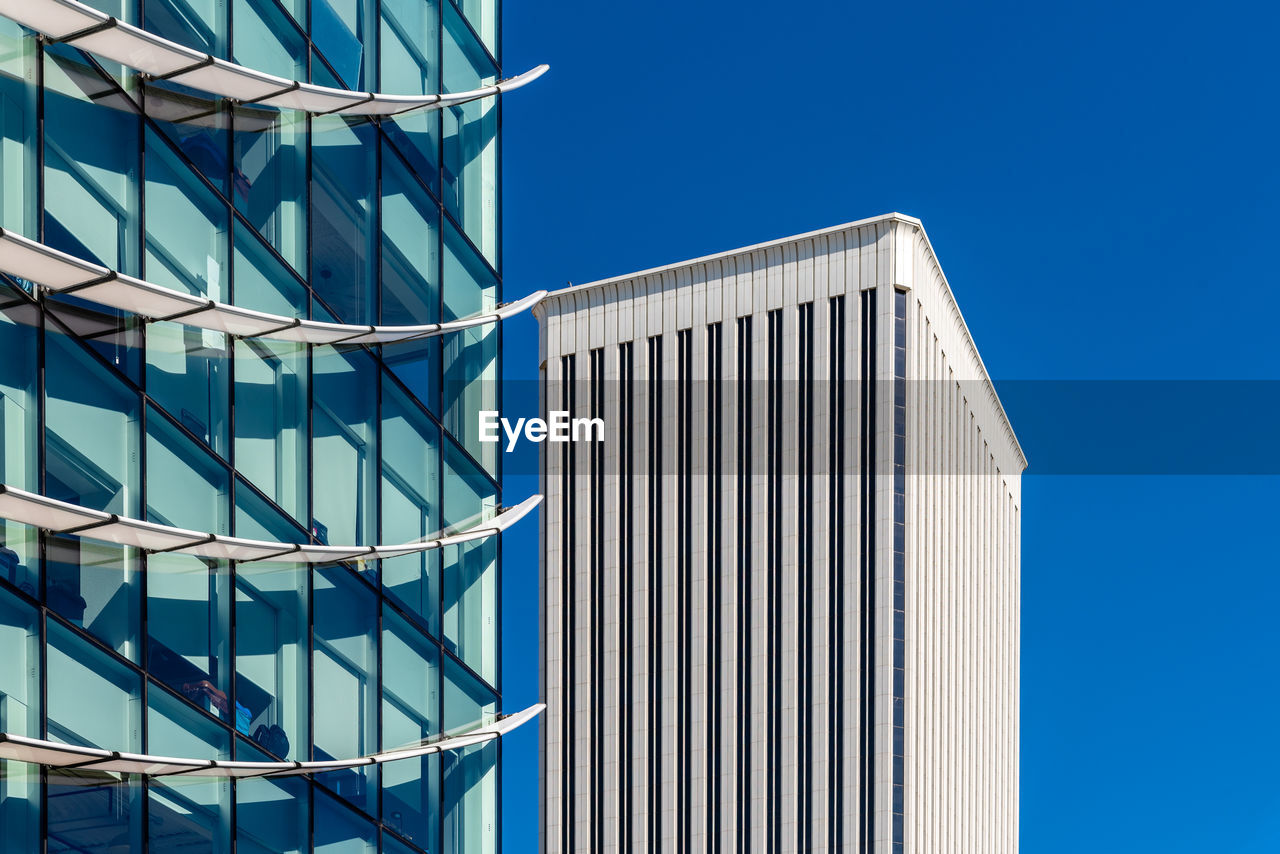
[
  {"x1": 859, "y1": 288, "x2": 877, "y2": 851},
  {"x1": 891, "y1": 288, "x2": 908, "y2": 854}
]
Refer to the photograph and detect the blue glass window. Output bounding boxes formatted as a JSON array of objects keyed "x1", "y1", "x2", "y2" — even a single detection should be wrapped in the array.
[
  {"x1": 234, "y1": 108, "x2": 308, "y2": 275},
  {"x1": 381, "y1": 0, "x2": 440, "y2": 188},
  {"x1": 312, "y1": 117, "x2": 377, "y2": 324},
  {"x1": 313, "y1": 345, "x2": 378, "y2": 548},
  {"x1": 381, "y1": 379, "x2": 441, "y2": 632},
  {"x1": 382, "y1": 606, "x2": 440, "y2": 847},
  {"x1": 442, "y1": 4, "x2": 498, "y2": 264},
  {"x1": 0, "y1": 294, "x2": 38, "y2": 587},
  {"x1": 147, "y1": 689, "x2": 232, "y2": 854},
  {"x1": 0, "y1": 21, "x2": 37, "y2": 235},
  {"x1": 0, "y1": 587, "x2": 39, "y2": 851},
  {"x1": 310, "y1": 0, "x2": 376, "y2": 91},
  {"x1": 314, "y1": 564, "x2": 378, "y2": 813},
  {"x1": 314, "y1": 787, "x2": 377, "y2": 854},
  {"x1": 147, "y1": 552, "x2": 231, "y2": 724}
]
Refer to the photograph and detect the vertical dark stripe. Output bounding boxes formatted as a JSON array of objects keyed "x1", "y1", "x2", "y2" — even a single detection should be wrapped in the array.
[
  {"x1": 647, "y1": 334, "x2": 663, "y2": 854},
  {"x1": 829, "y1": 295, "x2": 846, "y2": 850},
  {"x1": 620, "y1": 341, "x2": 634, "y2": 851},
  {"x1": 765, "y1": 308, "x2": 782, "y2": 854},
  {"x1": 562, "y1": 353, "x2": 576, "y2": 854},
  {"x1": 678, "y1": 329, "x2": 693, "y2": 853},
  {"x1": 891, "y1": 289, "x2": 907, "y2": 854},
  {"x1": 859, "y1": 288, "x2": 876, "y2": 854},
  {"x1": 797, "y1": 302, "x2": 814, "y2": 854},
  {"x1": 735, "y1": 314, "x2": 752, "y2": 854},
  {"x1": 590, "y1": 347, "x2": 605, "y2": 854},
  {"x1": 706, "y1": 322, "x2": 722, "y2": 853}
]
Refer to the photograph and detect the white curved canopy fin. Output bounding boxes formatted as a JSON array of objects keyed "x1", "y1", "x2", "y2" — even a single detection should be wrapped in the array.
[
  {"x1": 0, "y1": 484, "x2": 541, "y2": 563},
  {"x1": 0, "y1": 704, "x2": 546, "y2": 777},
  {"x1": 0, "y1": 229, "x2": 545, "y2": 344},
  {"x1": 0, "y1": 0, "x2": 546, "y2": 116}
]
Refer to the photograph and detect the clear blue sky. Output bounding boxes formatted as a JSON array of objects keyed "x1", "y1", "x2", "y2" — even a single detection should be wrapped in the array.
[{"x1": 496, "y1": 1, "x2": 1280, "y2": 851}]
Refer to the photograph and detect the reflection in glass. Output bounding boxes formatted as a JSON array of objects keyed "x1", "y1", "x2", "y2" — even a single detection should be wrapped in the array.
[
  {"x1": 382, "y1": 606, "x2": 440, "y2": 847},
  {"x1": 382, "y1": 141, "x2": 440, "y2": 326},
  {"x1": 235, "y1": 336, "x2": 308, "y2": 524},
  {"x1": 381, "y1": 0, "x2": 439, "y2": 186},
  {"x1": 147, "y1": 406, "x2": 231, "y2": 535},
  {"x1": 443, "y1": 658, "x2": 497, "y2": 854},
  {"x1": 0, "y1": 20, "x2": 37, "y2": 236},
  {"x1": 148, "y1": 553, "x2": 231, "y2": 724},
  {"x1": 145, "y1": 0, "x2": 227, "y2": 57},
  {"x1": 0, "y1": 294, "x2": 38, "y2": 587},
  {"x1": 443, "y1": 220, "x2": 498, "y2": 472},
  {"x1": 234, "y1": 108, "x2": 308, "y2": 274},
  {"x1": 46, "y1": 621, "x2": 144, "y2": 854},
  {"x1": 0, "y1": 588, "x2": 38, "y2": 851},
  {"x1": 148, "y1": 690, "x2": 232, "y2": 854},
  {"x1": 314, "y1": 565, "x2": 378, "y2": 813},
  {"x1": 235, "y1": 0, "x2": 307, "y2": 80},
  {"x1": 443, "y1": 4, "x2": 498, "y2": 263},
  {"x1": 236, "y1": 748, "x2": 309, "y2": 854},
  {"x1": 145, "y1": 126, "x2": 230, "y2": 301},
  {"x1": 381, "y1": 379, "x2": 441, "y2": 631},
  {"x1": 310, "y1": 0, "x2": 375, "y2": 91},
  {"x1": 313, "y1": 346, "x2": 378, "y2": 548},
  {"x1": 314, "y1": 787, "x2": 377, "y2": 854},
  {"x1": 43, "y1": 43, "x2": 140, "y2": 275},
  {"x1": 312, "y1": 117, "x2": 377, "y2": 323},
  {"x1": 235, "y1": 486, "x2": 310, "y2": 759}
]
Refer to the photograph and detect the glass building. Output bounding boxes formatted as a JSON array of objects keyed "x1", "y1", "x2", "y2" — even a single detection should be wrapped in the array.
[{"x1": 0, "y1": 0, "x2": 520, "y2": 851}]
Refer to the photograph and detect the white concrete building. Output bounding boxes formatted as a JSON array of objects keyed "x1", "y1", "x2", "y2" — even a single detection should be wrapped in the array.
[{"x1": 535, "y1": 213, "x2": 1025, "y2": 853}]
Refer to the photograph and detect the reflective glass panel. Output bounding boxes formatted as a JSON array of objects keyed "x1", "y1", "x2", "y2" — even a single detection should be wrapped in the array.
[
  {"x1": 234, "y1": 108, "x2": 308, "y2": 274},
  {"x1": 455, "y1": 0, "x2": 496, "y2": 56},
  {"x1": 442, "y1": 659, "x2": 496, "y2": 854},
  {"x1": 145, "y1": 0, "x2": 227, "y2": 57},
  {"x1": 314, "y1": 787, "x2": 377, "y2": 854},
  {"x1": 43, "y1": 44, "x2": 140, "y2": 275},
  {"x1": 442, "y1": 5, "x2": 497, "y2": 264},
  {"x1": 0, "y1": 587, "x2": 38, "y2": 852},
  {"x1": 313, "y1": 345, "x2": 378, "y2": 548},
  {"x1": 310, "y1": 0, "x2": 375, "y2": 90},
  {"x1": 381, "y1": 141, "x2": 440, "y2": 326},
  {"x1": 147, "y1": 690, "x2": 232, "y2": 854},
  {"x1": 381, "y1": 378, "x2": 440, "y2": 632},
  {"x1": 0, "y1": 21, "x2": 36, "y2": 236},
  {"x1": 234, "y1": 0, "x2": 307, "y2": 80},
  {"x1": 146, "y1": 406, "x2": 231, "y2": 535},
  {"x1": 236, "y1": 750, "x2": 309, "y2": 854},
  {"x1": 314, "y1": 564, "x2": 378, "y2": 813},
  {"x1": 235, "y1": 486, "x2": 310, "y2": 759},
  {"x1": 312, "y1": 117, "x2": 377, "y2": 324},
  {"x1": 442, "y1": 220, "x2": 497, "y2": 472},
  {"x1": 147, "y1": 321, "x2": 230, "y2": 457},
  {"x1": 0, "y1": 294, "x2": 38, "y2": 586},
  {"x1": 382, "y1": 606, "x2": 440, "y2": 847},
  {"x1": 46, "y1": 622, "x2": 143, "y2": 853},
  {"x1": 145, "y1": 126, "x2": 230, "y2": 300},
  {"x1": 381, "y1": 0, "x2": 439, "y2": 187},
  {"x1": 235, "y1": 336, "x2": 308, "y2": 524},
  {"x1": 147, "y1": 553, "x2": 231, "y2": 724}
]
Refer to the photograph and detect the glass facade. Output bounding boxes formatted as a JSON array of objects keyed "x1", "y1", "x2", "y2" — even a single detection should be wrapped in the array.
[{"x1": 0, "y1": 0, "x2": 505, "y2": 851}]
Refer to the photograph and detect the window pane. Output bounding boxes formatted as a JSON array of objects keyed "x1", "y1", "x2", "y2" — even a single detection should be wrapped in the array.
[
  {"x1": 147, "y1": 322, "x2": 230, "y2": 457},
  {"x1": 382, "y1": 606, "x2": 439, "y2": 848},
  {"x1": 45, "y1": 329, "x2": 140, "y2": 515},
  {"x1": 43, "y1": 44, "x2": 140, "y2": 275},
  {"x1": 442, "y1": 659, "x2": 496, "y2": 854},
  {"x1": 313, "y1": 346, "x2": 378, "y2": 548},
  {"x1": 455, "y1": 0, "x2": 496, "y2": 56},
  {"x1": 147, "y1": 553, "x2": 231, "y2": 724},
  {"x1": 234, "y1": 108, "x2": 308, "y2": 274},
  {"x1": 145, "y1": 0, "x2": 227, "y2": 57},
  {"x1": 234, "y1": 0, "x2": 306, "y2": 80},
  {"x1": 0, "y1": 587, "x2": 38, "y2": 852},
  {"x1": 147, "y1": 690, "x2": 231, "y2": 854},
  {"x1": 147, "y1": 80, "x2": 231, "y2": 195},
  {"x1": 233, "y1": 220, "x2": 308, "y2": 316},
  {"x1": 146, "y1": 406, "x2": 231, "y2": 535},
  {"x1": 46, "y1": 624, "x2": 143, "y2": 853},
  {"x1": 381, "y1": 0, "x2": 439, "y2": 188},
  {"x1": 381, "y1": 142, "x2": 440, "y2": 326},
  {"x1": 236, "y1": 751, "x2": 309, "y2": 854},
  {"x1": 310, "y1": 0, "x2": 375, "y2": 91},
  {"x1": 234, "y1": 336, "x2": 308, "y2": 524},
  {"x1": 314, "y1": 788, "x2": 376, "y2": 854},
  {"x1": 442, "y1": 5, "x2": 497, "y2": 264},
  {"x1": 442, "y1": 221, "x2": 497, "y2": 473},
  {"x1": 312, "y1": 117, "x2": 376, "y2": 324},
  {"x1": 381, "y1": 379, "x2": 440, "y2": 632},
  {"x1": 235, "y1": 486, "x2": 310, "y2": 760},
  {"x1": 314, "y1": 565, "x2": 377, "y2": 813},
  {"x1": 0, "y1": 20, "x2": 37, "y2": 236},
  {"x1": 145, "y1": 127, "x2": 230, "y2": 301},
  {"x1": 0, "y1": 294, "x2": 38, "y2": 588}
]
